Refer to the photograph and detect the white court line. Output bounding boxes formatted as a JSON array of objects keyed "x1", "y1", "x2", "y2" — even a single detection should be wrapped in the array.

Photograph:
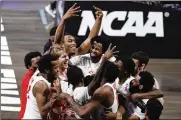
[
  {"x1": 1, "y1": 106, "x2": 20, "y2": 112},
  {"x1": 1, "y1": 45, "x2": 9, "y2": 50},
  {"x1": 1, "y1": 36, "x2": 7, "y2": 46},
  {"x1": 1, "y1": 78, "x2": 17, "y2": 83},
  {"x1": 1, "y1": 69, "x2": 15, "y2": 78},
  {"x1": 1, "y1": 24, "x2": 4, "y2": 32},
  {"x1": 1, "y1": 56, "x2": 12, "y2": 65},
  {"x1": 1, "y1": 51, "x2": 10, "y2": 56},
  {"x1": 1, "y1": 96, "x2": 20, "y2": 104},
  {"x1": 1, "y1": 17, "x2": 21, "y2": 112},
  {"x1": 1, "y1": 83, "x2": 18, "y2": 89},
  {"x1": 1, "y1": 17, "x2": 2, "y2": 23},
  {"x1": 1, "y1": 90, "x2": 19, "y2": 95}
]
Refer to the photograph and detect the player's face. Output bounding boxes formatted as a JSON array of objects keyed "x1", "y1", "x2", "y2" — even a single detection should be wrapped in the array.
[
  {"x1": 63, "y1": 35, "x2": 77, "y2": 55},
  {"x1": 114, "y1": 60, "x2": 124, "y2": 72},
  {"x1": 58, "y1": 51, "x2": 69, "y2": 70},
  {"x1": 90, "y1": 41, "x2": 103, "y2": 58},
  {"x1": 114, "y1": 60, "x2": 125, "y2": 79},
  {"x1": 129, "y1": 75, "x2": 141, "y2": 93},
  {"x1": 51, "y1": 59, "x2": 60, "y2": 77}
]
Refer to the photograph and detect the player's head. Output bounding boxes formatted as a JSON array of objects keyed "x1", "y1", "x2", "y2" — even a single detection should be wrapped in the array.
[
  {"x1": 129, "y1": 71, "x2": 154, "y2": 94},
  {"x1": 103, "y1": 62, "x2": 119, "y2": 83},
  {"x1": 90, "y1": 36, "x2": 109, "y2": 60},
  {"x1": 50, "y1": 44, "x2": 69, "y2": 71},
  {"x1": 115, "y1": 56, "x2": 135, "y2": 80},
  {"x1": 38, "y1": 54, "x2": 60, "y2": 83},
  {"x1": 145, "y1": 98, "x2": 163, "y2": 120},
  {"x1": 67, "y1": 65, "x2": 84, "y2": 89},
  {"x1": 132, "y1": 51, "x2": 149, "y2": 75},
  {"x1": 62, "y1": 33, "x2": 77, "y2": 56},
  {"x1": 24, "y1": 51, "x2": 42, "y2": 70}
]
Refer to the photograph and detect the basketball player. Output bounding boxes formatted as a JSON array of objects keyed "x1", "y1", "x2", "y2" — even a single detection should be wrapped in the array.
[
  {"x1": 22, "y1": 54, "x2": 63, "y2": 119},
  {"x1": 54, "y1": 3, "x2": 103, "y2": 57},
  {"x1": 62, "y1": 45, "x2": 120, "y2": 118}
]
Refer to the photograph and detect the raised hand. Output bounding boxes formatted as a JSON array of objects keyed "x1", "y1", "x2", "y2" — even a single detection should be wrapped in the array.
[
  {"x1": 62, "y1": 3, "x2": 81, "y2": 20},
  {"x1": 93, "y1": 6, "x2": 103, "y2": 19},
  {"x1": 103, "y1": 43, "x2": 119, "y2": 60}
]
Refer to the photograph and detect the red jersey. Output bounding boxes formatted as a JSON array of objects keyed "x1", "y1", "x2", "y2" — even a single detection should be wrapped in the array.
[{"x1": 19, "y1": 69, "x2": 34, "y2": 119}]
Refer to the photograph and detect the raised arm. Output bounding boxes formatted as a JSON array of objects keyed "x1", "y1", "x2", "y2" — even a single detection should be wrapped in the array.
[
  {"x1": 34, "y1": 81, "x2": 62, "y2": 119},
  {"x1": 54, "y1": 3, "x2": 81, "y2": 44},
  {"x1": 76, "y1": 6, "x2": 103, "y2": 55},
  {"x1": 88, "y1": 43, "x2": 119, "y2": 96}
]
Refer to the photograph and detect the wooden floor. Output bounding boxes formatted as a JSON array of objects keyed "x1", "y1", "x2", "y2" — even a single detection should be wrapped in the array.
[
  {"x1": 1, "y1": 1, "x2": 181, "y2": 120},
  {"x1": 146, "y1": 59, "x2": 181, "y2": 119}
]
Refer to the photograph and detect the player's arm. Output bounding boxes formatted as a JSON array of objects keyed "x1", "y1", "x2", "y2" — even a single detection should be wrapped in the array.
[
  {"x1": 153, "y1": 78, "x2": 164, "y2": 105},
  {"x1": 54, "y1": 3, "x2": 81, "y2": 44},
  {"x1": 76, "y1": 6, "x2": 103, "y2": 55},
  {"x1": 103, "y1": 106, "x2": 124, "y2": 120},
  {"x1": 131, "y1": 88, "x2": 164, "y2": 100},
  {"x1": 88, "y1": 43, "x2": 118, "y2": 96},
  {"x1": 87, "y1": 59, "x2": 107, "y2": 96},
  {"x1": 34, "y1": 81, "x2": 59, "y2": 119},
  {"x1": 103, "y1": 94, "x2": 127, "y2": 120},
  {"x1": 129, "y1": 114, "x2": 140, "y2": 120},
  {"x1": 65, "y1": 88, "x2": 104, "y2": 118}
]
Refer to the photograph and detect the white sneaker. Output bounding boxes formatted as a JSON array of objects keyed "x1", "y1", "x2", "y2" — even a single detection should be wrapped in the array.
[{"x1": 45, "y1": 4, "x2": 55, "y2": 18}]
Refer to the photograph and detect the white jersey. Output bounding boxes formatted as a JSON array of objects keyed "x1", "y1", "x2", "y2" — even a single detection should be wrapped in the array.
[
  {"x1": 102, "y1": 83, "x2": 119, "y2": 113},
  {"x1": 22, "y1": 74, "x2": 50, "y2": 119},
  {"x1": 60, "y1": 80, "x2": 73, "y2": 95},
  {"x1": 73, "y1": 86, "x2": 91, "y2": 105},
  {"x1": 73, "y1": 86, "x2": 91, "y2": 119},
  {"x1": 133, "y1": 99, "x2": 148, "y2": 120},
  {"x1": 70, "y1": 53, "x2": 116, "y2": 77},
  {"x1": 114, "y1": 76, "x2": 135, "y2": 97}
]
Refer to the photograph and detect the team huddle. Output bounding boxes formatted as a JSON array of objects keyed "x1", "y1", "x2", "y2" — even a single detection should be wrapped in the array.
[{"x1": 19, "y1": 3, "x2": 164, "y2": 120}]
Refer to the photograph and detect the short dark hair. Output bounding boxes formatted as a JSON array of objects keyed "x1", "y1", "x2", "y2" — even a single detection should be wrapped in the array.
[
  {"x1": 146, "y1": 98, "x2": 163, "y2": 120},
  {"x1": 38, "y1": 54, "x2": 59, "y2": 74},
  {"x1": 50, "y1": 26, "x2": 57, "y2": 36},
  {"x1": 67, "y1": 65, "x2": 84, "y2": 87},
  {"x1": 64, "y1": 33, "x2": 80, "y2": 46},
  {"x1": 132, "y1": 51, "x2": 149, "y2": 66},
  {"x1": 139, "y1": 71, "x2": 154, "y2": 92},
  {"x1": 104, "y1": 62, "x2": 119, "y2": 83},
  {"x1": 117, "y1": 56, "x2": 135, "y2": 77},
  {"x1": 24, "y1": 51, "x2": 42, "y2": 69},
  {"x1": 91, "y1": 36, "x2": 109, "y2": 53},
  {"x1": 84, "y1": 75, "x2": 94, "y2": 87}
]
